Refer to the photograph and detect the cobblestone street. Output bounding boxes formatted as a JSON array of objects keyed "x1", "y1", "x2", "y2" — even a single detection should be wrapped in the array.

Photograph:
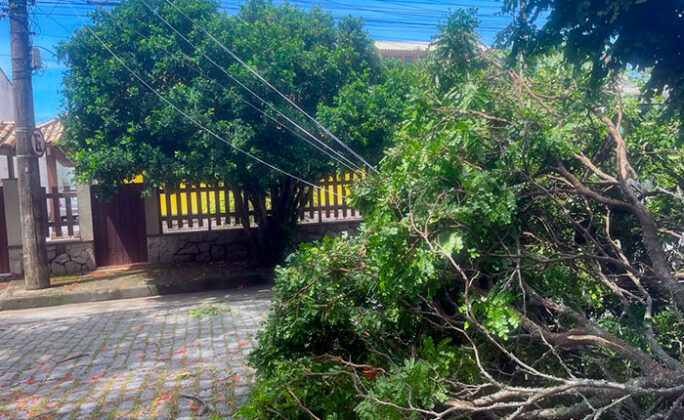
[{"x1": 0, "y1": 287, "x2": 272, "y2": 419}]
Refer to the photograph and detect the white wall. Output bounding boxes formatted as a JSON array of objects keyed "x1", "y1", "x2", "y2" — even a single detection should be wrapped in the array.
[
  {"x1": 0, "y1": 156, "x2": 12, "y2": 179},
  {"x1": 1, "y1": 154, "x2": 75, "y2": 189},
  {"x1": 0, "y1": 67, "x2": 14, "y2": 121}
]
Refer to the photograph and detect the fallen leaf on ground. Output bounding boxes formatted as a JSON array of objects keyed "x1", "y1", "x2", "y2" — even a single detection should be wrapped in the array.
[
  {"x1": 173, "y1": 349, "x2": 185, "y2": 355},
  {"x1": 136, "y1": 353, "x2": 146, "y2": 359},
  {"x1": 238, "y1": 341, "x2": 250, "y2": 346},
  {"x1": 25, "y1": 378, "x2": 35, "y2": 385},
  {"x1": 89, "y1": 376, "x2": 101, "y2": 381}
]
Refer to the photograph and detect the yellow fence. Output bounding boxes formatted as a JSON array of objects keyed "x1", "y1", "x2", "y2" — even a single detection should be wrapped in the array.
[
  {"x1": 157, "y1": 172, "x2": 363, "y2": 231},
  {"x1": 159, "y1": 172, "x2": 361, "y2": 217}
]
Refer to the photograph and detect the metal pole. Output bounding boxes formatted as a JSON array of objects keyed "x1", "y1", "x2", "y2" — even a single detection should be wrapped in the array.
[{"x1": 9, "y1": 0, "x2": 50, "y2": 289}]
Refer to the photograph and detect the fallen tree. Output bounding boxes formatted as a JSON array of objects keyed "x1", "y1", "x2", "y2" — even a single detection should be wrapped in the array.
[{"x1": 242, "y1": 11, "x2": 684, "y2": 419}]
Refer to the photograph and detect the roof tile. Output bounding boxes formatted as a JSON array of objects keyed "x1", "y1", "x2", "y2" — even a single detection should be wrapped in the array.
[{"x1": 0, "y1": 118, "x2": 64, "y2": 152}]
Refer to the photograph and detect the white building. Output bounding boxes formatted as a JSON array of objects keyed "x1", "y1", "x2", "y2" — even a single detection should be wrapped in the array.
[{"x1": 374, "y1": 40, "x2": 431, "y2": 63}]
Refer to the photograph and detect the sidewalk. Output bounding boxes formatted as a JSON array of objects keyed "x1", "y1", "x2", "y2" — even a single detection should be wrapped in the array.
[
  {"x1": 0, "y1": 287, "x2": 272, "y2": 419},
  {"x1": 0, "y1": 262, "x2": 272, "y2": 311}
]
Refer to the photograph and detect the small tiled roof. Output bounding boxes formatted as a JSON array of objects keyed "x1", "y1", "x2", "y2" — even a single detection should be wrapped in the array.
[
  {"x1": 0, "y1": 118, "x2": 64, "y2": 152},
  {"x1": 374, "y1": 40, "x2": 431, "y2": 52}
]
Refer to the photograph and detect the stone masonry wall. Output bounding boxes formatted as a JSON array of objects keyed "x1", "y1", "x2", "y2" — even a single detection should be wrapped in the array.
[
  {"x1": 147, "y1": 220, "x2": 361, "y2": 264},
  {"x1": 5, "y1": 221, "x2": 360, "y2": 276},
  {"x1": 147, "y1": 229, "x2": 251, "y2": 264},
  {"x1": 9, "y1": 240, "x2": 96, "y2": 275},
  {"x1": 294, "y1": 220, "x2": 360, "y2": 243}
]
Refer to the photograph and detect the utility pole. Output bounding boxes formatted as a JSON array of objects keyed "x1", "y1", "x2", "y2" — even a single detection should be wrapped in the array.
[{"x1": 9, "y1": 0, "x2": 50, "y2": 289}]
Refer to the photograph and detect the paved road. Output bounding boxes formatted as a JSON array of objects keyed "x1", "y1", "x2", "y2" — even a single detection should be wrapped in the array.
[{"x1": 0, "y1": 287, "x2": 272, "y2": 419}]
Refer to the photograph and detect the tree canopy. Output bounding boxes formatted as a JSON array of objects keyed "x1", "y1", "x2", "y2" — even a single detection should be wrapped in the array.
[
  {"x1": 500, "y1": 0, "x2": 684, "y2": 116},
  {"x1": 58, "y1": 0, "x2": 398, "y2": 189},
  {"x1": 242, "y1": 12, "x2": 684, "y2": 419}
]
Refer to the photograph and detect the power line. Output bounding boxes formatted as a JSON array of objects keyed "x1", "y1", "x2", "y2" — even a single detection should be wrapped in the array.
[
  {"x1": 38, "y1": 6, "x2": 337, "y2": 167},
  {"x1": 35, "y1": 0, "x2": 507, "y2": 17},
  {"x1": 162, "y1": 0, "x2": 380, "y2": 174},
  {"x1": 30, "y1": 0, "x2": 511, "y2": 43},
  {"x1": 100, "y1": 6, "x2": 363, "y2": 174},
  {"x1": 62, "y1": 0, "x2": 349, "y2": 199},
  {"x1": 136, "y1": 0, "x2": 367, "y2": 174},
  {"x1": 29, "y1": 9, "x2": 509, "y2": 32},
  {"x1": 28, "y1": 4, "x2": 458, "y2": 175}
]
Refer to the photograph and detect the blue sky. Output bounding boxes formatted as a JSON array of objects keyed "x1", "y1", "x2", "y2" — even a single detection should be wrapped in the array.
[{"x1": 0, "y1": 0, "x2": 512, "y2": 121}]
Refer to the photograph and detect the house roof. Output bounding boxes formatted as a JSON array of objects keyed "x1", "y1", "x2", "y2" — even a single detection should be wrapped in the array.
[
  {"x1": 0, "y1": 118, "x2": 64, "y2": 152},
  {"x1": 0, "y1": 118, "x2": 72, "y2": 166},
  {"x1": 374, "y1": 40, "x2": 431, "y2": 52}
]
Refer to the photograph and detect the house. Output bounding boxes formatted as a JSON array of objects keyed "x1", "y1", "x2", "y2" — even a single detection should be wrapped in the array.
[
  {"x1": 0, "y1": 118, "x2": 74, "y2": 192},
  {"x1": 374, "y1": 40, "x2": 431, "y2": 63},
  {"x1": 0, "y1": 66, "x2": 74, "y2": 191}
]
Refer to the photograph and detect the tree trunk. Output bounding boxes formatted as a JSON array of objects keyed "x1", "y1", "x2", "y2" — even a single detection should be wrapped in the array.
[{"x1": 234, "y1": 178, "x2": 308, "y2": 267}]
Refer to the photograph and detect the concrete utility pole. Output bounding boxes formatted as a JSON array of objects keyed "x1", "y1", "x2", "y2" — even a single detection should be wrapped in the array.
[{"x1": 9, "y1": 0, "x2": 50, "y2": 289}]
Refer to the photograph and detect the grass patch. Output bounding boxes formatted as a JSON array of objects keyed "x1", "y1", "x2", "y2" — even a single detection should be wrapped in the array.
[{"x1": 188, "y1": 303, "x2": 228, "y2": 319}]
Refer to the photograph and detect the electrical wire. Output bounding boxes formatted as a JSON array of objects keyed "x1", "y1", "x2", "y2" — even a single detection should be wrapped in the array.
[
  {"x1": 37, "y1": 3, "x2": 348, "y2": 168},
  {"x1": 101, "y1": 6, "x2": 362, "y2": 174},
  {"x1": 136, "y1": 0, "x2": 367, "y2": 174},
  {"x1": 62, "y1": 0, "x2": 349, "y2": 199},
  {"x1": 31, "y1": 1, "x2": 511, "y2": 43},
  {"x1": 162, "y1": 0, "x2": 380, "y2": 174}
]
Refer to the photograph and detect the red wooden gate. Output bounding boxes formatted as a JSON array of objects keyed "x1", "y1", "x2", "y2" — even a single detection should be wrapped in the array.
[
  {"x1": 0, "y1": 187, "x2": 10, "y2": 273},
  {"x1": 91, "y1": 184, "x2": 148, "y2": 267}
]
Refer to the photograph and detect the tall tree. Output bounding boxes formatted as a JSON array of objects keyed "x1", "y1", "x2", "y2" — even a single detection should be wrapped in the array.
[
  {"x1": 500, "y1": 0, "x2": 684, "y2": 116},
  {"x1": 57, "y1": 0, "x2": 406, "y2": 265}
]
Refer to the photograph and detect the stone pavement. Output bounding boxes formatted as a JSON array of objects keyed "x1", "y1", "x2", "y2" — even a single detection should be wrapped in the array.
[{"x1": 0, "y1": 287, "x2": 272, "y2": 419}]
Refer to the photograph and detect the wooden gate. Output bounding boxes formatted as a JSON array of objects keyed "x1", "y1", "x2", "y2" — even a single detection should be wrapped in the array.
[
  {"x1": 91, "y1": 184, "x2": 148, "y2": 267},
  {"x1": 0, "y1": 187, "x2": 10, "y2": 274}
]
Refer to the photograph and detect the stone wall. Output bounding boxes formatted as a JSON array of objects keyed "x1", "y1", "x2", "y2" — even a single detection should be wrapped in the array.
[
  {"x1": 147, "y1": 229, "x2": 251, "y2": 264},
  {"x1": 294, "y1": 219, "x2": 361, "y2": 243},
  {"x1": 9, "y1": 240, "x2": 96, "y2": 275},
  {"x1": 5, "y1": 220, "x2": 361, "y2": 275},
  {"x1": 147, "y1": 220, "x2": 361, "y2": 264}
]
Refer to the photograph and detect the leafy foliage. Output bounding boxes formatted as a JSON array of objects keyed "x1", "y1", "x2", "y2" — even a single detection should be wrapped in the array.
[
  {"x1": 244, "y1": 12, "x2": 684, "y2": 419},
  {"x1": 500, "y1": 0, "x2": 684, "y2": 117}
]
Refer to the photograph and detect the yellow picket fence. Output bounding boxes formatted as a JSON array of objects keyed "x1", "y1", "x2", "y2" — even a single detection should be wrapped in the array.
[{"x1": 158, "y1": 172, "x2": 363, "y2": 231}]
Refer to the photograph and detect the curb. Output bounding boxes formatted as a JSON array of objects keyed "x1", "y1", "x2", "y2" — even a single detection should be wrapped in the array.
[{"x1": 0, "y1": 271, "x2": 272, "y2": 311}]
